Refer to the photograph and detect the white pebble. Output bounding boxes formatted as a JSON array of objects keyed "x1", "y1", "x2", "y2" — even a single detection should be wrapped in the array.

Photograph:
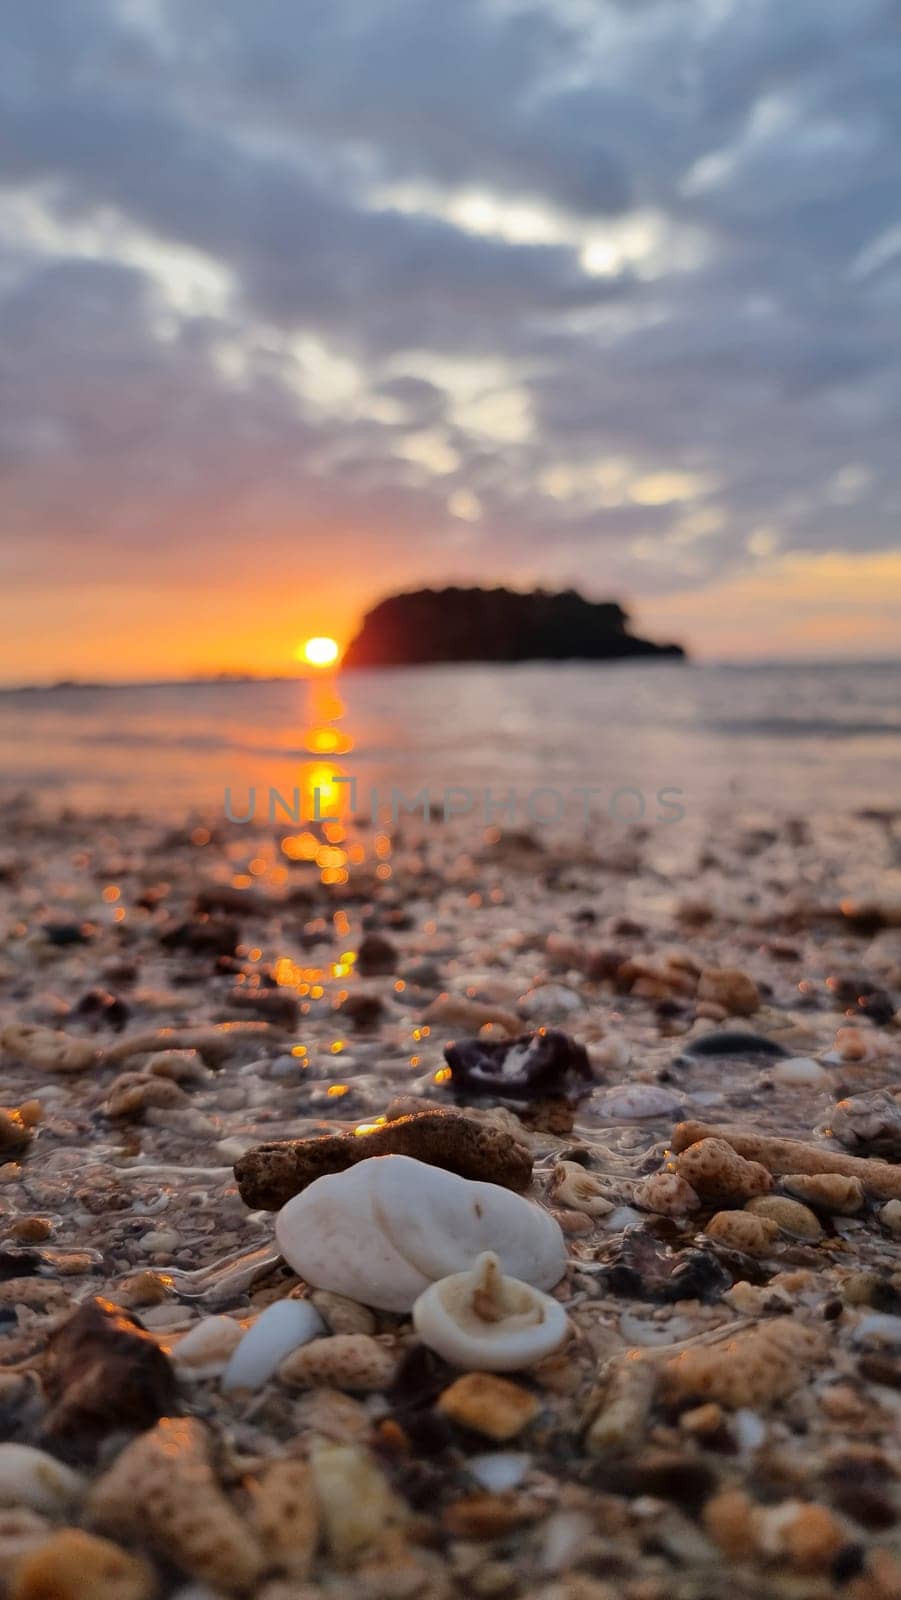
[
  {"x1": 172, "y1": 1315, "x2": 244, "y2": 1379},
  {"x1": 770, "y1": 1057, "x2": 828, "y2": 1087},
  {"x1": 468, "y1": 1452, "x2": 531, "y2": 1492},
  {"x1": 733, "y1": 1408, "x2": 767, "y2": 1454},
  {"x1": 852, "y1": 1313, "x2": 901, "y2": 1349},
  {"x1": 222, "y1": 1298, "x2": 326, "y2": 1391},
  {"x1": 538, "y1": 1510, "x2": 594, "y2": 1575},
  {"x1": 603, "y1": 1205, "x2": 644, "y2": 1231},
  {"x1": 0, "y1": 1444, "x2": 85, "y2": 1514},
  {"x1": 518, "y1": 984, "x2": 583, "y2": 1018},
  {"x1": 592, "y1": 1083, "x2": 684, "y2": 1119}
]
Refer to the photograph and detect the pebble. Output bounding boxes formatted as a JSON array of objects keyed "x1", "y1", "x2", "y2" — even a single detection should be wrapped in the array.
[
  {"x1": 310, "y1": 1440, "x2": 407, "y2": 1560},
  {"x1": 437, "y1": 1372, "x2": 540, "y2": 1440},
  {"x1": 782, "y1": 1172, "x2": 865, "y2": 1214},
  {"x1": 310, "y1": 1289, "x2": 376, "y2": 1336},
  {"x1": 517, "y1": 983, "x2": 583, "y2": 1018},
  {"x1": 1, "y1": 1022, "x2": 99, "y2": 1074},
  {"x1": 696, "y1": 968, "x2": 760, "y2": 1016},
  {"x1": 661, "y1": 1319, "x2": 828, "y2": 1408},
  {"x1": 770, "y1": 1056, "x2": 828, "y2": 1087},
  {"x1": 9, "y1": 1528, "x2": 157, "y2": 1600},
  {"x1": 705, "y1": 1211, "x2": 780, "y2": 1255},
  {"x1": 675, "y1": 1137, "x2": 773, "y2": 1200},
  {"x1": 881, "y1": 1199, "x2": 901, "y2": 1236},
  {"x1": 42, "y1": 1298, "x2": 179, "y2": 1455},
  {"x1": 586, "y1": 1353, "x2": 656, "y2": 1453},
  {"x1": 222, "y1": 1299, "x2": 325, "y2": 1392},
  {"x1": 852, "y1": 1314, "x2": 901, "y2": 1349},
  {"x1": 88, "y1": 1417, "x2": 264, "y2": 1594},
  {"x1": 591, "y1": 1084, "x2": 684, "y2": 1119},
  {"x1": 674, "y1": 1118, "x2": 901, "y2": 1200},
  {"x1": 443, "y1": 1027, "x2": 593, "y2": 1103},
  {"x1": 746, "y1": 1195, "x2": 824, "y2": 1239},
  {"x1": 632, "y1": 1171, "x2": 700, "y2": 1216},
  {"x1": 467, "y1": 1453, "x2": 531, "y2": 1492},
  {"x1": 234, "y1": 1108, "x2": 532, "y2": 1209},
  {"x1": 412, "y1": 1251, "x2": 570, "y2": 1371},
  {"x1": 245, "y1": 1459, "x2": 319, "y2": 1581},
  {"x1": 0, "y1": 1107, "x2": 31, "y2": 1156},
  {"x1": 755, "y1": 1499, "x2": 847, "y2": 1573},
  {"x1": 421, "y1": 994, "x2": 521, "y2": 1035},
  {"x1": 830, "y1": 1090, "x2": 901, "y2": 1159},
  {"x1": 0, "y1": 1445, "x2": 85, "y2": 1515},
  {"x1": 274, "y1": 1154, "x2": 566, "y2": 1312},
  {"x1": 279, "y1": 1332, "x2": 398, "y2": 1392},
  {"x1": 171, "y1": 1316, "x2": 244, "y2": 1380}
]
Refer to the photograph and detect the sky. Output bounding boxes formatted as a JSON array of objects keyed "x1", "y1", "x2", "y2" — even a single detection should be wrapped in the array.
[{"x1": 1, "y1": 0, "x2": 900, "y2": 683}]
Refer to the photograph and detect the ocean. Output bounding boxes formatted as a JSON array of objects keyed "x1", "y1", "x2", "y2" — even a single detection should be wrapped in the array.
[{"x1": 1, "y1": 660, "x2": 899, "y2": 826}]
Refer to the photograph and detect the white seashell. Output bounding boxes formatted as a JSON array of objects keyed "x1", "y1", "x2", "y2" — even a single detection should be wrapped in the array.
[
  {"x1": 592, "y1": 1084, "x2": 684, "y2": 1120},
  {"x1": 412, "y1": 1251, "x2": 569, "y2": 1371},
  {"x1": 468, "y1": 1452, "x2": 531, "y2": 1492},
  {"x1": 518, "y1": 984, "x2": 583, "y2": 1018},
  {"x1": 275, "y1": 1155, "x2": 567, "y2": 1313},
  {"x1": 222, "y1": 1298, "x2": 325, "y2": 1391},
  {"x1": 770, "y1": 1056, "x2": 828, "y2": 1087},
  {"x1": 172, "y1": 1315, "x2": 244, "y2": 1379},
  {"x1": 548, "y1": 1161, "x2": 614, "y2": 1216},
  {"x1": 0, "y1": 1444, "x2": 85, "y2": 1514}
]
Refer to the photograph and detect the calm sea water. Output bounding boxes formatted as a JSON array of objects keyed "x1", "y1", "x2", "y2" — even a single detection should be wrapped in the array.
[{"x1": 0, "y1": 661, "x2": 899, "y2": 825}]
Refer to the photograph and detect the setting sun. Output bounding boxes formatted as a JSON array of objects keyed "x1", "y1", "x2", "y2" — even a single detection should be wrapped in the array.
[{"x1": 299, "y1": 635, "x2": 339, "y2": 668}]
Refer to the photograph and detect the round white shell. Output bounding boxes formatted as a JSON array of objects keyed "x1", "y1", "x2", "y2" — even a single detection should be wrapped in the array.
[
  {"x1": 275, "y1": 1155, "x2": 567, "y2": 1312},
  {"x1": 412, "y1": 1251, "x2": 569, "y2": 1370}
]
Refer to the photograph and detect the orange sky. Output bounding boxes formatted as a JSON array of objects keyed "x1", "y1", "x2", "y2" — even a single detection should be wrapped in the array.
[{"x1": 1, "y1": 549, "x2": 899, "y2": 685}]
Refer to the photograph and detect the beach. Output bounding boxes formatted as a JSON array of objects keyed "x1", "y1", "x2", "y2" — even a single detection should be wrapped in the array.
[{"x1": 0, "y1": 661, "x2": 899, "y2": 1598}]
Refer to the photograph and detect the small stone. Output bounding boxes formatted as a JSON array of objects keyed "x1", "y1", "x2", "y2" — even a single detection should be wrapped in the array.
[
  {"x1": 88, "y1": 1417, "x2": 264, "y2": 1594},
  {"x1": 171, "y1": 1316, "x2": 244, "y2": 1380},
  {"x1": 437, "y1": 1372, "x2": 540, "y2": 1440},
  {"x1": 770, "y1": 1056, "x2": 828, "y2": 1086},
  {"x1": 310, "y1": 1291, "x2": 376, "y2": 1336},
  {"x1": 880, "y1": 1199, "x2": 901, "y2": 1236},
  {"x1": 41, "y1": 1297, "x2": 179, "y2": 1457},
  {"x1": 745, "y1": 1195, "x2": 823, "y2": 1239},
  {"x1": 835, "y1": 1026, "x2": 869, "y2": 1061},
  {"x1": 705, "y1": 1211, "x2": 780, "y2": 1255},
  {"x1": 356, "y1": 933, "x2": 398, "y2": 976},
  {"x1": 1, "y1": 1023, "x2": 100, "y2": 1074},
  {"x1": 782, "y1": 1173, "x2": 865, "y2": 1214},
  {"x1": 234, "y1": 1108, "x2": 533, "y2": 1209},
  {"x1": 421, "y1": 995, "x2": 521, "y2": 1036},
  {"x1": 674, "y1": 1137, "x2": 773, "y2": 1200},
  {"x1": 442, "y1": 1492, "x2": 540, "y2": 1539},
  {"x1": 246, "y1": 1458, "x2": 319, "y2": 1580},
  {"x1": 661, "y1": 1319, "x2": 828, "y2": 1408},
  {"x1": 679, "y1": 1402, "x2": 725, "y2": 1437},
  {"x1": 0, "y1": 1108, "x2": 32, "y2": 1156},
  {"x1": 703, "y1": 1488, "x2": 757, "y2": 1559},
  {"x1": 8, "y1": 1216, "x2": 52, "y2": 1243},
  {"x1": 0, "y1": 1445, "x2": 85, "y2": 1515},
  {"x1": 696, "y1": 968, "x2": 760, "y2": 1017},
  {"x1": 279, "y1": 1333, "x2": 399, "y2": 1392},
  {"x1": 585, "y1": 1355, "x2": 656, "y2": 1453},
  {"x1": 310, "y1": 1439, "x2": 408, "y2": 1561},
  {"x1": 756, "y1": 1500, "x2": 847, "y2": 1572},
  {"x1": 9, "y1": 1529, "x2": 157, "y2": 1600},
  {"x1": 632, "y1": 1172, "x2": 700, "y2": 1216},
  {"x1": 103, "y1": 1072, "x2": 189, "y2": 1120},
  {"x1": 222, "y1": 1300, "x2": 325, "y2": 1392}
]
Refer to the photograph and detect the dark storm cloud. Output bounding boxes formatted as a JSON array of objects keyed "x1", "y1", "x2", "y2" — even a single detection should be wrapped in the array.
[{"x1": 1, "y1": 0, "x2": 900, "y2": 612}]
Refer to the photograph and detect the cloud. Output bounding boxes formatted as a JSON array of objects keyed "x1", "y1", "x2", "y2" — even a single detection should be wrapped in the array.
[{"x1": 1, "y1": 0, "x2": 900, "y2": 671}]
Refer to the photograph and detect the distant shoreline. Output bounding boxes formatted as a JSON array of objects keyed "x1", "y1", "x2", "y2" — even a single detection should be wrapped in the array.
[{"x1": 1, "y1": 657, "x2": 900, "y2": 695}]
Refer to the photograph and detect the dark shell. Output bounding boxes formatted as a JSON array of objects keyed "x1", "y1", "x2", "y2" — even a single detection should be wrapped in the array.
[{"x1": 443, "y1": 1028, "x2": 593, "y2": 1103}]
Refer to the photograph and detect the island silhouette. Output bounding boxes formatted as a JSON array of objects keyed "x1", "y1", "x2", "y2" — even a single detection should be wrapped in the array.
[{"x1": 342, "y1": 586, "x2": 685, "y2": 668}]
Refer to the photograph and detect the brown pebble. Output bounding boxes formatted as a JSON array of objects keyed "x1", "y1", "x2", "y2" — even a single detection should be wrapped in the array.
[
  {"x1": 675, "y1": 1137, "x2": 773, "y2": 1200},
  {"x1": 246, "y1": 1458, "x2": 319, "y2": 1580},
  {"x1": 661, "y1": 1319, "x2": 828, "y2": 1408},
  {"x1": 697, "y1": 967, "x2": 760, "y2": 1016},
  {"x1": 673, "y1": 1120, "x2": 901, "y2": 1201},
  {"x1": 8, "y1": 1217, "x2": 52, "y2": 1244},
  {"x1": 41, "y1": 1297, "x2": 179, "y2": 1457},
  {"x1": 10, "y1": 1528, "x2": 157, "y2": 1600},
  {"x1": 437, "y1": 1373, "x2": 540, "y2": 1441},
  {"x1": 234, "y1": 1108, "x2": 533, "y2": 1209},
  {"x1": 0, "y1": 1108, "x2": 32, "y2": 1156},
  {"x1": 442, "y1": 1493, "x2": 541, "y2": 1539},
  {"x1": 705, "y1": 1210, "x2": 780, "y2": 1255},
  {"x1": 88, "y1": 1417, "x2": 264, "y2": 1594},
  {"x1": 746, "y1": 1195, "x2": 823, "y2": 1239}
]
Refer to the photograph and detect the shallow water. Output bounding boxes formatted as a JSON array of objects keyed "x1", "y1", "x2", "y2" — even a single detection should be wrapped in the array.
[{"x1": 1, "y1": 659, "x2": 899, "y2": 823}]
